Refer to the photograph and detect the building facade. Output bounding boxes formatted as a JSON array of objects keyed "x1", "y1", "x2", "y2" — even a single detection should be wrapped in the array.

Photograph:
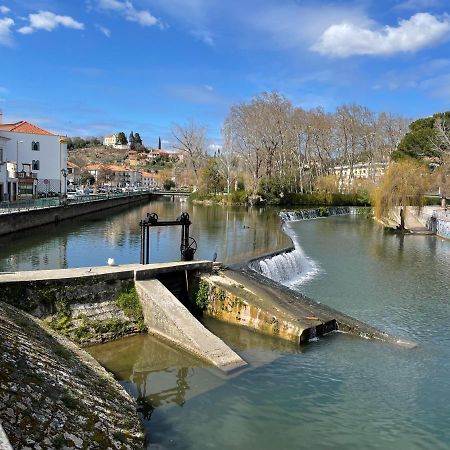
[
  {"x1": 103, "y1": 134, "x2": 118, "y2": 146},
  {"x1": 333, "y1": 162, "x2": 387, "y2": 191},
  {"x1": 0, "y1": 120, "x2": 67, "y2": 197}
]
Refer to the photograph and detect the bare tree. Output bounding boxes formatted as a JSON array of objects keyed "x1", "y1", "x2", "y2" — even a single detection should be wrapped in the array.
[{"x1": 172, "y1": 122, "x2": 207, "y2": 187}]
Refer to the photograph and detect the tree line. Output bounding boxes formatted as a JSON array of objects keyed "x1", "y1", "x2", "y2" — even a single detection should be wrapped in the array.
[{"x1": 172, "y1": 91, "x2": 410, "y2": 198}]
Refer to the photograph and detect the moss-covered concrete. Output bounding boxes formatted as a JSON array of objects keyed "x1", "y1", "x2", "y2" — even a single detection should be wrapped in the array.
[{"x1": 193, "y1": 273, "x2": 318, "y2": 344}]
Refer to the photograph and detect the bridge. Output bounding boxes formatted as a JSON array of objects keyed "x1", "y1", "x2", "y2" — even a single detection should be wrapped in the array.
[{"x1": 151, "y1": 190, "x2": 190, "y2": 198}]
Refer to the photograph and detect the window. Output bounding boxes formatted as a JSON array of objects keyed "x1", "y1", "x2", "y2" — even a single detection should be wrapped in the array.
[
  {"x1": 32, "y1": 160, "x2": 40, "y2": 171},
  {"x1": 32, "y1": 141, "x2": 40, "y2": 151},
  {"x1": 0, "y1": 148, "x2": 3, "y2": 164}
]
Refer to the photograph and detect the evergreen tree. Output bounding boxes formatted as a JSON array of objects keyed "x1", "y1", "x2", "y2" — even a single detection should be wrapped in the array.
[
  {"x1": 129, "y1": 131, "x2": 135, "y2": 149},
  {"x1": 158, "y1": 137, "x2": 161, "y2": 149},
  {"x1": 117, "y1": 132, "x2": 128, "y2": 145},
  {"x1": 134, "y1": 132, "x2": 142, "y2": 145}
]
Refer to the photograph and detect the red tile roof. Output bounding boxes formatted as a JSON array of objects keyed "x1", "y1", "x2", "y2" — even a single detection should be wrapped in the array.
[{"x1": 0, "y1": 121, "x2": 56, "y2": 136}]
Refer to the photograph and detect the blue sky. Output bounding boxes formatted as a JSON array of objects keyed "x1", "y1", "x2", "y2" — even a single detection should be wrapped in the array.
[{"x1": 1, "y1": 0, "x2": 450, "y2": 146}]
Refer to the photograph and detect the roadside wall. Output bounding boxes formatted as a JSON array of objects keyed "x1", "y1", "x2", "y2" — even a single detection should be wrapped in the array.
[{"x1": 0, "y1": 193, "x2": 151, "y2": 236}]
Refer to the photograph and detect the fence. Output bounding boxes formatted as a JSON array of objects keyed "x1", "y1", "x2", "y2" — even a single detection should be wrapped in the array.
[{"x1": 0, "y1": 191, "x2": 150, "y2": 215}]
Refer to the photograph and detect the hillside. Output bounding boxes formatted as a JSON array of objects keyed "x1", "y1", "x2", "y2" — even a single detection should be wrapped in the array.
[{"x1": 68, "y1": 146, "x2": 129, "y2": 168}]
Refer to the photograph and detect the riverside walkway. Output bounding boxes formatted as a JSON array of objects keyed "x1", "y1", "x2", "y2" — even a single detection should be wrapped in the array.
[
  {"x1": 0, "y1": 191, "x2": 152, "y2": 215},
  {"x1": 0, "y1": 191, "x2": 154, "y2": 236}
]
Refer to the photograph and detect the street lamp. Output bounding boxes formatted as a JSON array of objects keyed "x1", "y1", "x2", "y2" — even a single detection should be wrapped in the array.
[
  {"x1": 61, "y1": 168, "x2": 68, "y2": 197},
  {"x1": 16, "y1": 140, "x2": 24, "y2": 174},
  {"x1": 16, "y1": 140, "x2": 24, "y2": 200}
]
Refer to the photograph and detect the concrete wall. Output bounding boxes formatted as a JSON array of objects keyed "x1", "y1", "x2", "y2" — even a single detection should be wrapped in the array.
[
  {"x1": 0, "y1": 193, "x2": 151, "y2": 236},
  {"x1": 195, "y1": 274, "x2": 312, "y2": 345},
  {"x1": 136, "y1": 279, "x2": 246, "y2": 372},
  {"x1": 0, "y1": 261, "x2": 214, "y2": 346}
]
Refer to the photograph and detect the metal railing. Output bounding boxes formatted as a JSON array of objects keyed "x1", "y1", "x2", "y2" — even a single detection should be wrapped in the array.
[
  {"x1": 0, "y1": 191, "x2": 151, "y2": 214},
  {"x1": 0, "y1": 197, "x2": 60, "y2": 213}
]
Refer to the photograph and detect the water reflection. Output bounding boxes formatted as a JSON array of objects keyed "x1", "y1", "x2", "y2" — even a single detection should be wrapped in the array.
[{"x1": 0, "y1": 200, "x2": 289, "y2": 272}]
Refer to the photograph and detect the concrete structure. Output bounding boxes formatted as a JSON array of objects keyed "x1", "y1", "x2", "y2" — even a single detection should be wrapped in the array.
[
  {"x1": 334, "y1": 161, "x2": 387, "y2": 191},
  {"x1": 147, "y1": 149, "x2": 182, "y2": 161},
  {"x1": 0, "y1": 120, "x2": 67, "y2": 195},
  {"x1": 0, "y1": 260, "x2": 246, "y2": 372},
  {"x1": 136, "y1": 279, "x2": 246, "y2": 372}
]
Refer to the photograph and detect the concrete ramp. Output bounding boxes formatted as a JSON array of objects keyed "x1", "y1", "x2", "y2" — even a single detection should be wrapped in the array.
[{"x1": 135, "y1": 280, "x2": 247, "y2": 373}]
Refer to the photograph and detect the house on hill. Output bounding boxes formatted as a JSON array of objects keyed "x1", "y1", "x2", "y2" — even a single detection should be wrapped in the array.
[{"x1": 103, "y1": 134, "x2": 129, "y2": 150}]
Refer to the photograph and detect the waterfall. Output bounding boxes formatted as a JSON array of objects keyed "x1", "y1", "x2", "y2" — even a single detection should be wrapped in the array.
[
  {"x1": 279, "y1": 206, "x2": 362, "y2": 223},
  {"x1": 250, "y1": 206, "x2": 369, "y2": 286},
  {"x1": 249, "y1": 224, "x2": 320, "y2": 286}
]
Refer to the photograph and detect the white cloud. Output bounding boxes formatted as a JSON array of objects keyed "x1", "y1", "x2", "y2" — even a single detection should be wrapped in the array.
[
  {"x1": 312, "y1": 13, "x2": 450, "y2": 58},
  {"x1": 18, "y1": 11, "x2": 84, "y2": 34},
  {"x1": 248, "y1": 4, "x2": 369, "y2": 50},
  {"x1": 97, "y1": 24, "x2": 111, "y2": 37},
  {"x1": 0, "y1": 16, "x2": 13, "y2": 45},
  {"x1": 0, "y1": 5, "x2": 10, "y2": 14},
  {"x1": 97, "y1": 0, "x2": 158, "y2": 27}
]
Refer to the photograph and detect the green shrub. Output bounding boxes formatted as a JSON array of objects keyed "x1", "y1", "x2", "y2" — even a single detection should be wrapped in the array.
[
  {"x1": 195, "y1": 280, "x2": 210, "y2": 310},
  {"x1": 116, "y1": 286, "x2": 145, "y2": 331}
]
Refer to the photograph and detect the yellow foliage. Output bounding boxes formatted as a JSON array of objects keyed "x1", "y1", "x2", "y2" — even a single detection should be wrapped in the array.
[
  {"x1": 374, "y1": 160, "x2": 430, "y2": 219},
  {"x1": 314, "y1": 175, "x2": 338, "y2": 193}
]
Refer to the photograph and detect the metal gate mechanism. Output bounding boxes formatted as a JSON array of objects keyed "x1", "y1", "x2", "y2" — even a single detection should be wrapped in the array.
[{"x1": 140, "y1": 212, "x2": 197, "y2": 264}]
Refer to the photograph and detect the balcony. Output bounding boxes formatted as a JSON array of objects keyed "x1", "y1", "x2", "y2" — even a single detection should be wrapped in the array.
[{"x1": 16, "y1": 171, "x2": 38, "y2": 179}]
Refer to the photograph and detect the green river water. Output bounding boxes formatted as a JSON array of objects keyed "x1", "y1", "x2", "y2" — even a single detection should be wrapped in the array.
[{"x1": 1, "y1": 200, "x2": 449, "y2": 449}]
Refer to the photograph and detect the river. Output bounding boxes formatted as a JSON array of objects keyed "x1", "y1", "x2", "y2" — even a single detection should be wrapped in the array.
[{"x1": 2, "y1": 200, "x2": 450, "y2": 449}]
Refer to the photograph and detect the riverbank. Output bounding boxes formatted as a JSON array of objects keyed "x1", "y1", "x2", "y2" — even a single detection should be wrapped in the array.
[
  {"x1": 0, "y1": 301, "x2": 144, "y2": 448},
  {"x1": 189, "y1": 190, "x2": 372, "y2": 207}
]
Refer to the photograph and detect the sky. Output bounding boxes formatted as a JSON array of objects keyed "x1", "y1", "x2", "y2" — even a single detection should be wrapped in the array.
[{"x1": 1, "y1": 0, "x2": 450, "y2": 147}]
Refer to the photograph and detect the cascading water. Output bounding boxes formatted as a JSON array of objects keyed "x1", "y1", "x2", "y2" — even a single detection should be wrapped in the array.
[
  {"x1": 249, "y1": 223, "x2": 320, "y2": 286},
  {"x1": 279, "y1": 206, "x2": 361, "y2": 223},
  {"x1": 250, "y1": 207, "x2": 368, "y2": 286}
]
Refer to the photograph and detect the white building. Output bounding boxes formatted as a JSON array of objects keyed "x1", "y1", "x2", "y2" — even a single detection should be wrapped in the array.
[
  {"x1": 103, "y1": 133, "x2": 129, "y2": 150},
  {"x1": 0, "y1": 135, "x2": 10, "y2": 200},
  {"x1": 103, "y1": 134, "x2": 118, "y2": 146},
  {"x1": 333, "y1": 162, "x2": 387, "y2": 191},
  {"x1": 0, "y1": 118, "x2": 68, "y2": 197},
  {"x1": 141, "y1": 171, "x2": 158, "y2": 189},
  {"x1": 84, "y1": 164, "x2": 142, "y2": 187}
]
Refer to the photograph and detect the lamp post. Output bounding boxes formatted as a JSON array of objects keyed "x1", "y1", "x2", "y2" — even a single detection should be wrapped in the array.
[
  {"x1": 59, "y1": 137, "x2": 68, "y2": 196},
  {"x1": 16, "y1": 140, "x2": 24, "y2": 200},
  {"x1": 61, "y1": 168, "x2": 68, "y2": 198},
  {"x1": 16, "y1": 140, "x2": 24, "y2": 174}
]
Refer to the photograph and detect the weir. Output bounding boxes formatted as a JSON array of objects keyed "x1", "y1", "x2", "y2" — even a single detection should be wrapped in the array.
[{"x1": 240, "y1": 207, "x2": 416, "y2": 347}]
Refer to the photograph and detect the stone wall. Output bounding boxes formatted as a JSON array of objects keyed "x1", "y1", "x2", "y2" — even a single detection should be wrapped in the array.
[
  {"x1": 0, "y1": 268, "x2": 145, "y2": 346},
  {"x1": 0, "y1": 301, "x2": 144, "y2": 448}
]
